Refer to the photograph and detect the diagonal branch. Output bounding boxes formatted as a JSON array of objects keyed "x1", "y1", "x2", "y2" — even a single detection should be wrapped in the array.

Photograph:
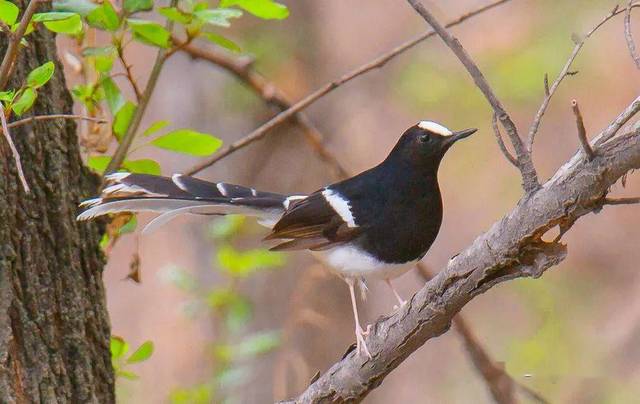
[
  {"x1": 0, "y1": 103, "x2": 29, "y2": 192},
  {"x1": 625, "y1": 0, "x2": 640, "y2": 69},
  {"x1": 282, "y1": 98, "x2": 640, "y2": 402},
  {"x1": 185, "y1": 0, "x2": 513, "y2": 175},
  {"x1": 405, "y1": 0, "x2": 539, "y2": 194},
  {"x1": 527, "y1": 4, "x2": 639, "y2": 152}
]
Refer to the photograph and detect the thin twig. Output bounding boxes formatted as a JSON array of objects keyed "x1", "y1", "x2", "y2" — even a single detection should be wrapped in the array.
[
  {"x1": 543, "y1": 73, "x2": 550, "y2": 97},
  {"x1": 603, "y1": 197, "x2": 640, "y2": 205},
  {"x1": 405, "y1": 0, "x2": 539, "y2": 193},
  {"x1": 571, "y1": 99, "x2": 594, "y2": 160},
  {"x1": 625, "y1": 0, "x2": 640, "y2": 69},
  {"x1": 185, "y1": 0, "x2": 513, "y2": 175},
  {"x1": 492, "y1": 113, "x2": 518, "y2": 168},
  {"x1": 177, "y1": 39, "x2": 349, "y2": 179},
  {"x1": 0, "y1": 103, "x2": 29, "y2": 192},
  {"x1": 7, "y1": 114, "x2": 107, "y2": 129},
  {"x1": 104, "y1": 0, "x2": 179, "y2": 175},
  {"x1": 594, "y1": 94, "x2": 640, "y2": 146},
  {"x1": 527, "y1": 3, "x2": 639, "y2": 152},
  {"x1": 0, "y1": 0, "x2": 45, "y2": 90},
  {"x1": 117, "y1": 49, "x2": 142, "y2": 102}
]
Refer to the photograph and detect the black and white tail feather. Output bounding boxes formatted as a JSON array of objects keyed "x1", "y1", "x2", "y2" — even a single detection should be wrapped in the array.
[{"x1": 77, "y1": 172, "x2": 305, "y2": 234}]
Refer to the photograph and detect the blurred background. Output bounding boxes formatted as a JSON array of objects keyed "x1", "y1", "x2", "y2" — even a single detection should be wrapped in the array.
[{"x1": 62, "y1": 0, "x2": 640, "y2": 402}]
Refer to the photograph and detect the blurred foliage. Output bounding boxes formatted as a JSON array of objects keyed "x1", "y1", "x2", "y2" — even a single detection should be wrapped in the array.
[
  {"x1": 111, "y1": 336, "x2": 154, "y2": 381},
  {"x1": 164, "y1": 215, "x2": 285, "y2": 403}
]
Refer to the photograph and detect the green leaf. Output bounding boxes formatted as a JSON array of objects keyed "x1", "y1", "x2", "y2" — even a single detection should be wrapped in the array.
[
  {"x1": 33, "y1": 12, "x2": 83, "y2": 35},
  {"x1": 124, "y1": 0, "x2": 153, "y2": 14},
  {"x1": 0, "y1": 90, "x2": 15, "y2": 102},
  {"x1": 82, "y1": 45, "x2": 116, "y2": 56},
  {"x1": 53, "y1": 0, "x2": 98, "y2": 16},
  {"x1": 201, "y1": 32, "x2": 240, "y2": 53},
  {"x1": 158, "y1": 7, "x2": 191, "y2": 24},
  {"x1": 216, "y1": 246, "x2": 284, "y2": 278},
  {"x1": 0, "y1": 0, "x2": 19, "y2": 25},
  {"x1": 86, "y1": 1, "x2": 119, "y2": 31},
  {"x1": 12, "y1": 88, "x2": 37, "y2": 116},
  {"x1": 83, "y1": 46, "x2": 116, "y2": 73},
  {"x1": 220, "y1": 0, "x2": 288, "y2": 20},
  {"x1": 116, "y1": 369, "x2": 139, "y2": 380},
  {"x1": 101, "y1": 77, "x2": 124, "y2": 114},
  {"x1": 86, "y1": 155, "x2": 111, "y2": 174},
  {"x1": 110, "y1": 336, "x2": 129, "y2": 360},
  {"x1": 123, "y1": 158, "x2": 161, "y2": 175},
  {"x1": 151, "y1": 129, "x2": 222, "y2": 156},
  {"x1": 118, "y1": 215, "x2": 137, "y2": 234},
  {"x1": 113, "y1": 101, "x2": 137, "y2": 140},
  {"x1": 127, "y1": 340, "x2": 154, "y2": 363},
  {"x1": 193, "y1": 8, "x2": 242, "y2": 27},
  {"x1": 142, "y1": 119, "x2": 170, "y2": 136},
  {"x1": 233, "y1": 331, "x2": 280, "y2": 358},
  {"x1": 26, "y1": 61, "x2": 55, "y2": 89},
  {"x1": 32, "y1": 11, "x2": 77, "y2": 22},
  {"x1": 127, "y1": 18, "x2": 171, "y2": 48}
]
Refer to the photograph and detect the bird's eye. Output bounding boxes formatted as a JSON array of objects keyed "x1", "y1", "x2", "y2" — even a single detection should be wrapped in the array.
[{"x1": 419, "y1": 134, "x2": 430, "y2": 143}]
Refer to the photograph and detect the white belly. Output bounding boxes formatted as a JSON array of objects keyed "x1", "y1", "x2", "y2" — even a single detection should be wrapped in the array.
[{"x1": 311, "y1": 245, "x2": 416, "y2": 281}]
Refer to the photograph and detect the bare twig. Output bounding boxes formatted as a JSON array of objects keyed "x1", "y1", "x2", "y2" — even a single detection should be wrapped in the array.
[
  {"x1": 176, "y1": 39, "x2": 349, "y2": 179},
  {"x1": 543, "y1": 73, "x2": 550, "y2": 97},
  {"x1": 185, "y1": 0, "x2": 513, "y2": 175},
  {"x1": 405, "y1": 0, "x2": 539, "y2": 194},
  {"x1": 6, "y1": 114, "x2": 107, "y2": 129},
  {"x1": 492, "y1": 113, "x2": 518, "y2": 168},
  {"x1": 0, "y1": 0, "x2": 45, "y2": 90},
  {"x1": 571, "y1": 99, "x2": 595, "y2": 160},
  {"x1": 625, "y1": 0, "x2": 640, "y2": 69},
  {"x1": 603, "y1": 197, "x2": 640, "y2": 205},
  {"x1": 117, "y1": 49, "x2": 142, "y2": 102},
  {"x1": 0, "y1": 103, "x2": 29, "y2": 192},
  {"x1": 527, "y1": 3, "x2": 640, "y2": 152},
  {"x1": 594, "y1": 94, "x2": 640, "y2": 146},
  {"x1": 104, "y1": 0, "x2": 179, "y2": 175}
]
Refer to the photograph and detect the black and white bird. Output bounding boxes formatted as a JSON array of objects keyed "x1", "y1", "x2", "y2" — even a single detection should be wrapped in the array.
[{"x1": 78, "y1": 120, "x2": 476, "y2": 357}]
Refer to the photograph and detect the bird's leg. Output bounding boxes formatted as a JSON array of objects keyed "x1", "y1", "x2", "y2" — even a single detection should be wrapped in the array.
[
  {"x1": 346, "y1": 278, "x2": 372, "y2": 358},
  {"x1": 385, "y1": 278, "x2": 407, "y2": 310}
]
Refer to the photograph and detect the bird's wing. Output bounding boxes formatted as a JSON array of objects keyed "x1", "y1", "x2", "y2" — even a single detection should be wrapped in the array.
[{"x1": 265, "y1": 190, "x2": 361, "y2": 251}]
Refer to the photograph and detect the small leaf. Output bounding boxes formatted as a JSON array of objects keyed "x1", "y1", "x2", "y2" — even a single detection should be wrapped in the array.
[
  {"x1": 124, "y1": 0, "x2": 153, "y2": 14},
  {"x1": 101, "y1": 77, "x2": 124, "y2": 114},
  {"x1": 12, "y1": 88, "x2": 37, "y2": 116},
  {"x1": 86, "y1": 1, "x2": 119, "y2": 31},
  {"x1": 158, "y1": 7, "x2": 191, "y2": 24},
  {"x1": 118, "y1": 215, "x2": 137, "y2": 234},
  {"x1": 151, "y1": 129, "x2": 222, "y2": 156},
  {"x1": 34, "y1": 12, "x2": 83, "y2": 35},
  {"x1": 123, "y1": 158, "x2": 161, "y2": 175},
  {"x1": 82, "y1": 45, "x2": 116, "y2": 56},
  {"x1": 0, "y1": 0, "x2": 19, "y2": 25},
  {"x1": 0, "y1": 90, "x2": 15, "y2": 102},
  {"x1": 117, "y1": 369, "x2": 139, "y2": 380},
  {"x1": 201, "y1": 32, "x2": 240, "y2": 53},
  {"x1": 220, "y1": 0, "x2": 288, "y2": 20},
  {"x1": 113, "y1": 101, "x2": 137, "y2": 140},
  {"x1": 142, "y1": 120, "x2": 170, "y2": 136},
  {"x1": 127, "y1": 19, "x2": 171, "y2": 48},
  {"x1": 27, "y1": 61, "x2": 55, "y2": 88},
  {"x1": 86, "y1": 155, "x2": 111, "y2": 174},
  {"x1": 127, "y1": 340, "x2": 154, "y2": 363},
  {"x1": 95, "y1": 54, "x2": 114, "y2": 73},
  {"x1": 216, "y1": 246, "x2": 284, "y2": 278},
  {"x1": 193, "y1": 8, "x2": 242, "y2": 27},
  {"x1": 110, "y1": 336, "x2": 129, "y2": 360},
  {"x1": 32, "y1": 11, "x2": 78, "y2": 22},
  {"x1": 53, "y1": 0, "x2": 98, "y2": 16},
  {"x1": 83, "y1": 46, "x2": 117, "y2": 73}
]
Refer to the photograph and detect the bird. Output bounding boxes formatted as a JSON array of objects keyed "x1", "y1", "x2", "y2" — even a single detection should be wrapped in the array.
[{"x1": 77, "y1": 120, "x2": 476, "y2": 357}]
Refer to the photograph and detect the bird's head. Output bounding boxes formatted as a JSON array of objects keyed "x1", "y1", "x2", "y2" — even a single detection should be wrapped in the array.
[{"x1": 388, "y1": 120, "x2": 477, "y2": 169}]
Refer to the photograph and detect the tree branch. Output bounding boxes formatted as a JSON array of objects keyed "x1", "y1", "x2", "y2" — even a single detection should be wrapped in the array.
[
  {"x1": 282, "y1": 101, "x2": 640, "y2": 402},
  {"x1": 571, "y1": 99, "x2": 594, "y2": 160},
  {"x1": 7, "y1": 113, "x2": 106, "y2": 129},
  {"x1": 527, "y1": 4, "x2": 639, "y2": 152},
  {"x1": 104, "y1": 0, "x2": 178, "y2": 175},
  {"x1": 117, "y1": 48, "x2": 142, "y2": 102},
  {"x1": 625, "y1": 0, "x2": 640, "y2": 69},
  {"x1": 0, "y1": 0, "x2": 44, "y2": 90},
  {"x1": 405, "y1": 0, "x2": 539, "y2": 194},
  {"x1": 0, "y1": 103, "x2": 29, "y2": 192},
  {"x1": 184, "y1": 0, "x2": 513, "y2": 175},
  {"x1": 492, "y1": 112, "x2": 518, "y2": 168},
  {"x1": 603, "y1": 196, "x2": 640, "y2": 205}
]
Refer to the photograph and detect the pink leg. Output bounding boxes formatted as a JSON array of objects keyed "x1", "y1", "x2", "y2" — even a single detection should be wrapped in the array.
[
  {"x1": 386, "y1": 278, "x2": 407, "y2": 309},
  {"x1": 346, "y1": 278, "x2": 372, "y2": 358}
]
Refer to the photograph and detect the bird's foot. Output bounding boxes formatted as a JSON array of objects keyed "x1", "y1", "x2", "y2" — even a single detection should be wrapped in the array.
[
  {"x1": 361, "y1": 324, "x2": 372, "y2": 337},
  {"x1": 392, "y1": 298, "x2": 408, "y2": 311},
  {"x1": 355, "y1": 325, "x2": 372, "y2": 359}
]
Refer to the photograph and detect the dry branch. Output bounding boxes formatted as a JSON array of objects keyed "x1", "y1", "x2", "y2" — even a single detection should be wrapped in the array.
[
  {"x1": 405, "y1": 0, "x2": 539, "y2": 193},
  {"x1": 7, "y1": 114, "x2": 106, "y2": 129},
  {"x1": 625, "y1": 0, "x2": 640, "y2": 69},
  {"x1": 185, "y1": 0, "x2": 512, "y2": 175},
  {"x1": 571, "y1": 99, "x2": 594, "y2": 160},
  {"x1": 492, "y1": 113, "x2": 518, "y2": 168},
  {"x1": 0, "y1": 103, "x2": 29, "y2": 192}
]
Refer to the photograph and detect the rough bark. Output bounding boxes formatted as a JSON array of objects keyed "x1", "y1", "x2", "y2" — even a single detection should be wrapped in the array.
[{"x1": 0, "y1": 3, "x2": 114, "y2": 402}]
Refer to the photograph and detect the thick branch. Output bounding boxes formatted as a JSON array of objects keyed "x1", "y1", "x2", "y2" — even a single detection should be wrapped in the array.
[
  {"x1": 185, "y1": 0, "x2": 512, "y2": 175},
  {"x1": 405, "y1": 0, "x2": 539, "y2": 193},
  {"x1": 283, "y1": 108, "x2": 640, "y2": 402}
]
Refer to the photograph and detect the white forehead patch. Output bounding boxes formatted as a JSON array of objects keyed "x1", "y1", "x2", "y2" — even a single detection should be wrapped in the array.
[{"x1": 418, "y1": 121, "x2": 452, "y2": 136}]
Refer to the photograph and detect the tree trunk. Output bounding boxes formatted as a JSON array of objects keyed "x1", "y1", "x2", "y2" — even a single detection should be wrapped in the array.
[{"x1": 0, "y1": 4, "x2": 114, "y2": 402}]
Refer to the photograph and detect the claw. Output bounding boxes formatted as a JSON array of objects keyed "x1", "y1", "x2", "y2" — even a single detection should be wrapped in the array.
[{"x1": 355, "y1": 325, "x2": 372, "y2": 359}]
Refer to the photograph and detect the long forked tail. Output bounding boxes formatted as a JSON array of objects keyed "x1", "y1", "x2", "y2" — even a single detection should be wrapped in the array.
[{"x1": 77, "y1": 173, "x2": 294, "y2": 232}]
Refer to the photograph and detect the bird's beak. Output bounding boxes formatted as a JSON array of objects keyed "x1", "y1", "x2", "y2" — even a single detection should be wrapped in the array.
[{"x1": 445, "y1": 128, "x2": 477, "y2": 147}]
